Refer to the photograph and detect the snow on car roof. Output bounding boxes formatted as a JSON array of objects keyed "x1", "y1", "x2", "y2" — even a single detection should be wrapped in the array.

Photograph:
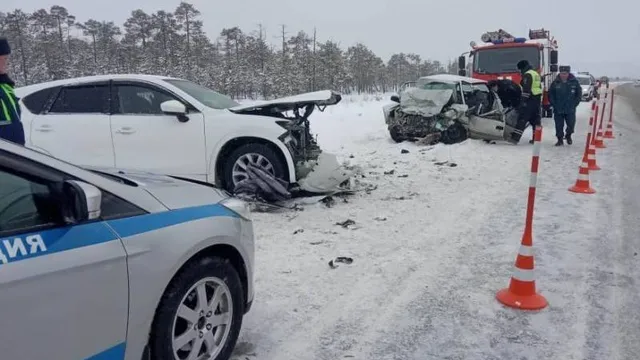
[{"x1": 418, "y1": 74, "x2": 487, "y2": 84}]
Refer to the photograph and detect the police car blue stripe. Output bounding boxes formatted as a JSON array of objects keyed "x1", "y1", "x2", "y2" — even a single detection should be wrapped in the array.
[
  {"x1": 106, "y1": 203, "x2": 237, "y2": 238},
  {"x1": 84, "y1": 342, "x2": 126, "y2": 359},
  {"x1": 0, "y1": 203, "x2": 236, "y2": 265}
]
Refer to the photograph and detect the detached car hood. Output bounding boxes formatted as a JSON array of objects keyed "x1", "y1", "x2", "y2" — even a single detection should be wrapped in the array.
[
  {"x1": 229, "y1": 90, "x2": 342, "y2": 113},
  {"x1": 84, "y1": 166, "x2": 229, "y2": 210}
]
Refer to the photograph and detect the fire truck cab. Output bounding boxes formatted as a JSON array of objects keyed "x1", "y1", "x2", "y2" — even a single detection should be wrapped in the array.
[{"x1": 457, "y1": 28, "x2": 559, "y2": 118}]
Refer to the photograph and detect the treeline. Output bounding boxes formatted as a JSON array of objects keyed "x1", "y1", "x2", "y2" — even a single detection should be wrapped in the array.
[{"x1": 0, "y1": 2, "x2": 457, "y2": 98}]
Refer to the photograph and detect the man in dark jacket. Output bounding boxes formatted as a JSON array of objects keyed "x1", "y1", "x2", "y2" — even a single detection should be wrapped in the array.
[
  {"x1": 0, "y1": 37, "x2": 25, "y2": 146},
  {"x1": 509, "y1": 60, "x2": 543, "y2": 144},
  {"x1": 548, "y1": 65, "x2": 582, "y2": 146}
]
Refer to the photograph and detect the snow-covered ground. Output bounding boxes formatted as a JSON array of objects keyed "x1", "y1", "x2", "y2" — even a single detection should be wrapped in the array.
[{"x1": 232, "y1": 89, "x2": 640, "y2": 360}]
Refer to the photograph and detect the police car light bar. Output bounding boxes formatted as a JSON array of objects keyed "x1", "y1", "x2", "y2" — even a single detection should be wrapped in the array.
[{"x1": 491, "y1": 37, "x2": 527, "y2": 44}]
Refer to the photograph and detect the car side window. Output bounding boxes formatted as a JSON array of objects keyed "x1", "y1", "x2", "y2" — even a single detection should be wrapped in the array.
[
  {"x1": 0, "y1": 168, "x2": 61, "y2": 237},
  {"x1": 114, "y1": 84, "x2": 177, "y2": 115},
  {"x1": 100, "y1": 191, "x2": 147, "y2": 220},
  {"x1": 22, "y1": 86, "x2": 60, "y2": 114},
  {"x1": 49, "y1": 84, "x2": 109, "y2": 114}
]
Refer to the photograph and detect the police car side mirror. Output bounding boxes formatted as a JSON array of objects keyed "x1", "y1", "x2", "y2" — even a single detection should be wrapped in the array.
[
  {"x1": 61, "y1": 180, "x2": 102, "y2": 223},
  {"x1": 390, "y1": 95, "x2": 400, "y2": 103}
]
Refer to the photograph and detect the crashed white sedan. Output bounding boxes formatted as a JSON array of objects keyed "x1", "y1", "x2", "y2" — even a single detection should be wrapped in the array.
[
  {"x1": 15, "y1": 75, "x2": 349, "y2": 197},
  {"x1": 383, "y1": 74, "x2": 527, "y2": 145}
]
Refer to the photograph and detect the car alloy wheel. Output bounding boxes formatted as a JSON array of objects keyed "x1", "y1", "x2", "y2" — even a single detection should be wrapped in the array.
[
  {"x1": 232, "y1": 153, "x2": 275, "y2": 185},
  {"x1": 171, "y1": 277, "x2": 233, "y2": 360}
]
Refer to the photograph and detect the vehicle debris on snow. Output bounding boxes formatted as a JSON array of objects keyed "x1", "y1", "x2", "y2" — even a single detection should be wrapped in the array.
[{"x1": 383, "y1": 74, "x2": 531, "y2": 145}]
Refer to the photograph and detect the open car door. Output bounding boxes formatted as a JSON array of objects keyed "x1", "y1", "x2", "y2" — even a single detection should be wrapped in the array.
[{"x1": 465, "y1": 86, "x2": 507, "y2": 141}]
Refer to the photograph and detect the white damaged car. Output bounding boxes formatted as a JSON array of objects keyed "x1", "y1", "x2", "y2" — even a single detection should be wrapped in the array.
[
  {"x1": 383, "y1": 74, "x2": 528, "y2": 145},
  {"x1": 15, "y1": 75, "x2": 351, "y2": 196}
]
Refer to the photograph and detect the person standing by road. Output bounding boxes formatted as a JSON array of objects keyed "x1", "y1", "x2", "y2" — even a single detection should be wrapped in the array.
[
  {"x1": 514, "y1": 60, "x2": 543, "y2": 144},
  {"x1": 0, "y1": 37, "x2": 25, "y2": 146},
  {"x1": 548, "y1": 65, "x2": 582, "y2": 146}
]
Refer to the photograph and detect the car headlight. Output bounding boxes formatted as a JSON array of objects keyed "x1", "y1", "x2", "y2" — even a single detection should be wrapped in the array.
[{"x1": 220, "y1": 197, "x2": 252, "y2": 221}]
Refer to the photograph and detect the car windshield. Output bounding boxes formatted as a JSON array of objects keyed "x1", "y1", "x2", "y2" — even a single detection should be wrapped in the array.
[
  {"x1": 577, "y1": 77, "x2": 592, "y2": 85},
  {"x1": 163, "y1": 79, "x2": 240, "y2": 109},
  {"x1": 473, "y1": 46, "x2": 540, "y2": 74}
]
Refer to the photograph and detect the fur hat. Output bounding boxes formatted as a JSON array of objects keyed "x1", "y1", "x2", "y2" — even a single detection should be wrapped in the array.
[
  {"x1": 0, "y1": 38, "x2": 10, "y2": 56},
  {"x1": 516, "y1": 60, "x2": 530, "y2": 71},
  {"x1": 559, "y1": 65, "x2": 571, "y2": 73}
]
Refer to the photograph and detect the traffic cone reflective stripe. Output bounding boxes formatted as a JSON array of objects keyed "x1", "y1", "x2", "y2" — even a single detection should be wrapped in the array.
[
  {"x1": 587, "y1": 148, "x2": 600, "y2": 171},
  {"x1": 585, "y1": 107, "x2": 601, "y2": 171}
]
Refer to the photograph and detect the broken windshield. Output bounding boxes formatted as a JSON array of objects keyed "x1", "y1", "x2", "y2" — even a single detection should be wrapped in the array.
[{"x1": 473, "y1": 46, "x2": 540, "y2": 74}]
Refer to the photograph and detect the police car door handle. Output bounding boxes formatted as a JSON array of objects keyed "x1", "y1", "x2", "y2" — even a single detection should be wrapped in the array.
[
  {"x1": 35, "y1": 124, "x2": 53, "y2": 132},
  {"x1": 116, "y1": 127, "x2": 136, "y2": 135}
]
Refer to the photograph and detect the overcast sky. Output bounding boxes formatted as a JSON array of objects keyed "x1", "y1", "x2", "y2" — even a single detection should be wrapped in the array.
[{"x1": 6, "y1": 0, "x2": 640, "y2": 77}]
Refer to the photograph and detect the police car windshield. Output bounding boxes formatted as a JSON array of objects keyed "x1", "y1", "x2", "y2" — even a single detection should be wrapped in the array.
[
  {"x1": 164, "y1": 79, "x2": 240, "y2": 109},
  {"x1": 473, "y1": 46, "x2": 540, "y2": 74},
  {"x1": 577, "y1": 77, "x2": 592, "y2": 85}
]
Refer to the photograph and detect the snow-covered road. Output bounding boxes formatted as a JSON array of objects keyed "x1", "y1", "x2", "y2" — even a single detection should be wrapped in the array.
[{"x1": 232, "y1": 88, "x2": 640, "y2": 360}]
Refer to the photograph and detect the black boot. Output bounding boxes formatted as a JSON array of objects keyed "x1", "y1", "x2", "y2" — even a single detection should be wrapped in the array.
[
  {"x1": 565, "y1": 134, "x2": 573, "y2": 145},
  {"x1": 555, "y1": 137, "x2": 564, "y2": 146}
]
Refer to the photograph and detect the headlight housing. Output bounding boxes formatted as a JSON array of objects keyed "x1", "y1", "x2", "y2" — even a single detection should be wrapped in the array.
[{"x1": 220, "y1": 197, "x2": 252, "y2": 221}]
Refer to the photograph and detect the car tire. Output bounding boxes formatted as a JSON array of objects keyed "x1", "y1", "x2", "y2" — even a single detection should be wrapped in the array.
[
  {"x1": 223, "y1": 143, "x2": 287, "y2": 193},
  {"x1": 440, "y1": 123, "x2": 468, "y2": 144},
  {"x1": 150, "y1": 256, "x2": 245, "y2": 360},
  {"x1": 388, "y1": 125, "x2": 407, "y2": 143}
]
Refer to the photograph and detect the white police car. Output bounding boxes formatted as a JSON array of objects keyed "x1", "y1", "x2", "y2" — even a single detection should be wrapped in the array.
[{"x1": 0, "y1": 139, "x2": 254, "y2": 360}]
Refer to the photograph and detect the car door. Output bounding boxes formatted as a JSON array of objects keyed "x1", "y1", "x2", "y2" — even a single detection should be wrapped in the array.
[
  {"x1": 30, "y1": 82, "x2": 116, "y2": 167},
  {"x1": 110, "y1": 81, "x2": 207, "y2": 179},
  {"x1": 465, "y1": 83, "x2": 507, "y2": 140},
  {"x1": 0, "y1": 152, "x2": 129, "y2": 360}
]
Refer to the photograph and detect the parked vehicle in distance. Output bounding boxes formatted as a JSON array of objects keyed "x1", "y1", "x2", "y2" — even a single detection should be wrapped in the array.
[
  {"x1": 0, "y1": 138, "x2": 255, "y2": 360},
  {"x1": 575, "y1": 72, "x2": 596, "y2": 101},
  {"x1": 14, "y1": 74, "x2": 346, "y2": 194}
]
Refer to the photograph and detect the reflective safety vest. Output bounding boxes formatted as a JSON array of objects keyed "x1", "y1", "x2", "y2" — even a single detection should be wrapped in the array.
[
  {"x1": 525, "y1": 69, "x2": 543, "y2": 96},
  {"x1": 0, "y1": 83, "x2": 18, "y2": 125}
]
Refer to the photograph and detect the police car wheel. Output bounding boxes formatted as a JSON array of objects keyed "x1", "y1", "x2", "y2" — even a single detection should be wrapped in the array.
[
  {"x1": 150, "y1": 256, "x2": 245, "y2": 360},
  {"x1": 223, "y1": 143, "x2": 287, "y2": 193}
]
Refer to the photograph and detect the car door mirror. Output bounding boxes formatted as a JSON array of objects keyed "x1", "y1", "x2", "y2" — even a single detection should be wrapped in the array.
[
  {"x1": 61, "y1": 180, "x2": 102, "y2": 224},
  {"x1": 390, "y1": 95, "x2": 400, "y2": 103},
  {"x1": 160, "y1": 100, "x2": 189, "y2": 122}
]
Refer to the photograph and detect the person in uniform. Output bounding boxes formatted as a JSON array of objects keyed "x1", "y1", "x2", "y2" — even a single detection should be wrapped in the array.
[
  {"x1": 516, "y1": 60, "x2": 543, "y2": 144},
  {"x1": 548, "y1": 65, "x2": 582, "y2": 146},
  {"x1": 0, "y1": 37, "x2": 25, "y2": 145}
]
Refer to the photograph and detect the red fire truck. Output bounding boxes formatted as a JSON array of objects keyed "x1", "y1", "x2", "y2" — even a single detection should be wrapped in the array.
[{"x1": 457, "y1": 28, "x2": 559, "y2": 118}]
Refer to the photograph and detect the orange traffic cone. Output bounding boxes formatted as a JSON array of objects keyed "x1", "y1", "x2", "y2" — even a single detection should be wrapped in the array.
[
  {"x1": 593, "y1": 93, "x2": 607, "y2": 149},
  {"x1": 496, "y1": 127, "x2": 548, "y2": 311},
  {"x1": 586, "y1": 104, "x2": 601, "y2": 171},
  {"x1": 569, "y1": 161, "x2": 596, "y2": 194},
  {"x1": 603, "y1": 89, "x2": 615, "y2": 139}
]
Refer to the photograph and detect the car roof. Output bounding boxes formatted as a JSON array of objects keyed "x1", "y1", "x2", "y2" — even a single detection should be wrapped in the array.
[
  {"x1": 418, "y1": 74, "x2": 487, "y2": 85},
  {"x1": 14, "y1": 74, "x2": 186, "y2": 97}
]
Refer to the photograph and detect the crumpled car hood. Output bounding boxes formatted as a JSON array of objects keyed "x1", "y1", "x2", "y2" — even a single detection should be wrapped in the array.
[
  {"x1": 83, "y1": 166, "x2": 229, "y2": 210},
  {"x1": 399, "y1": 88, "x2": 454, "y2": 117},
  {"x1": 230, "y1": 90, "x2": 342, "y2": 114}
]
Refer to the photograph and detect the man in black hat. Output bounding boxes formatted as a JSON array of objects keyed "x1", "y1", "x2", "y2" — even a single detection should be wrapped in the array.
[
  {"x1": 548, "y1": 65, "x2": 582, "y2": 146},
  {"x1": 0, "y1": 37, "x2": 25, "y2": 145},
  {"x1": 509, "y1": 59, "x2": 543, "y2": 144}
]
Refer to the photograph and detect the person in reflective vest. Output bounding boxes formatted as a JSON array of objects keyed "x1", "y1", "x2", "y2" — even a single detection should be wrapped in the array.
[
  {"x1": 0, "y1": 37, "x2": 25, "y2": 146},
  {"x1": 510, "y1": 60, "x2": 543, "y2": 144}
]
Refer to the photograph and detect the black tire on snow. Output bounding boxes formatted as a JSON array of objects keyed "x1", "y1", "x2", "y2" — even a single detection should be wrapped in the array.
[
  {"x1": 149, "y1": 256, "x2": 245, "y2": 360},
  {"x1": 440, "y1": 123, "x2": 468, "y2": 144},
  {"x1": 223, "y1": 143, "x2": 287, "y2": 193},
  {"x1": 388, "y1": 125, "x2": 407, "y2": 143}
]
